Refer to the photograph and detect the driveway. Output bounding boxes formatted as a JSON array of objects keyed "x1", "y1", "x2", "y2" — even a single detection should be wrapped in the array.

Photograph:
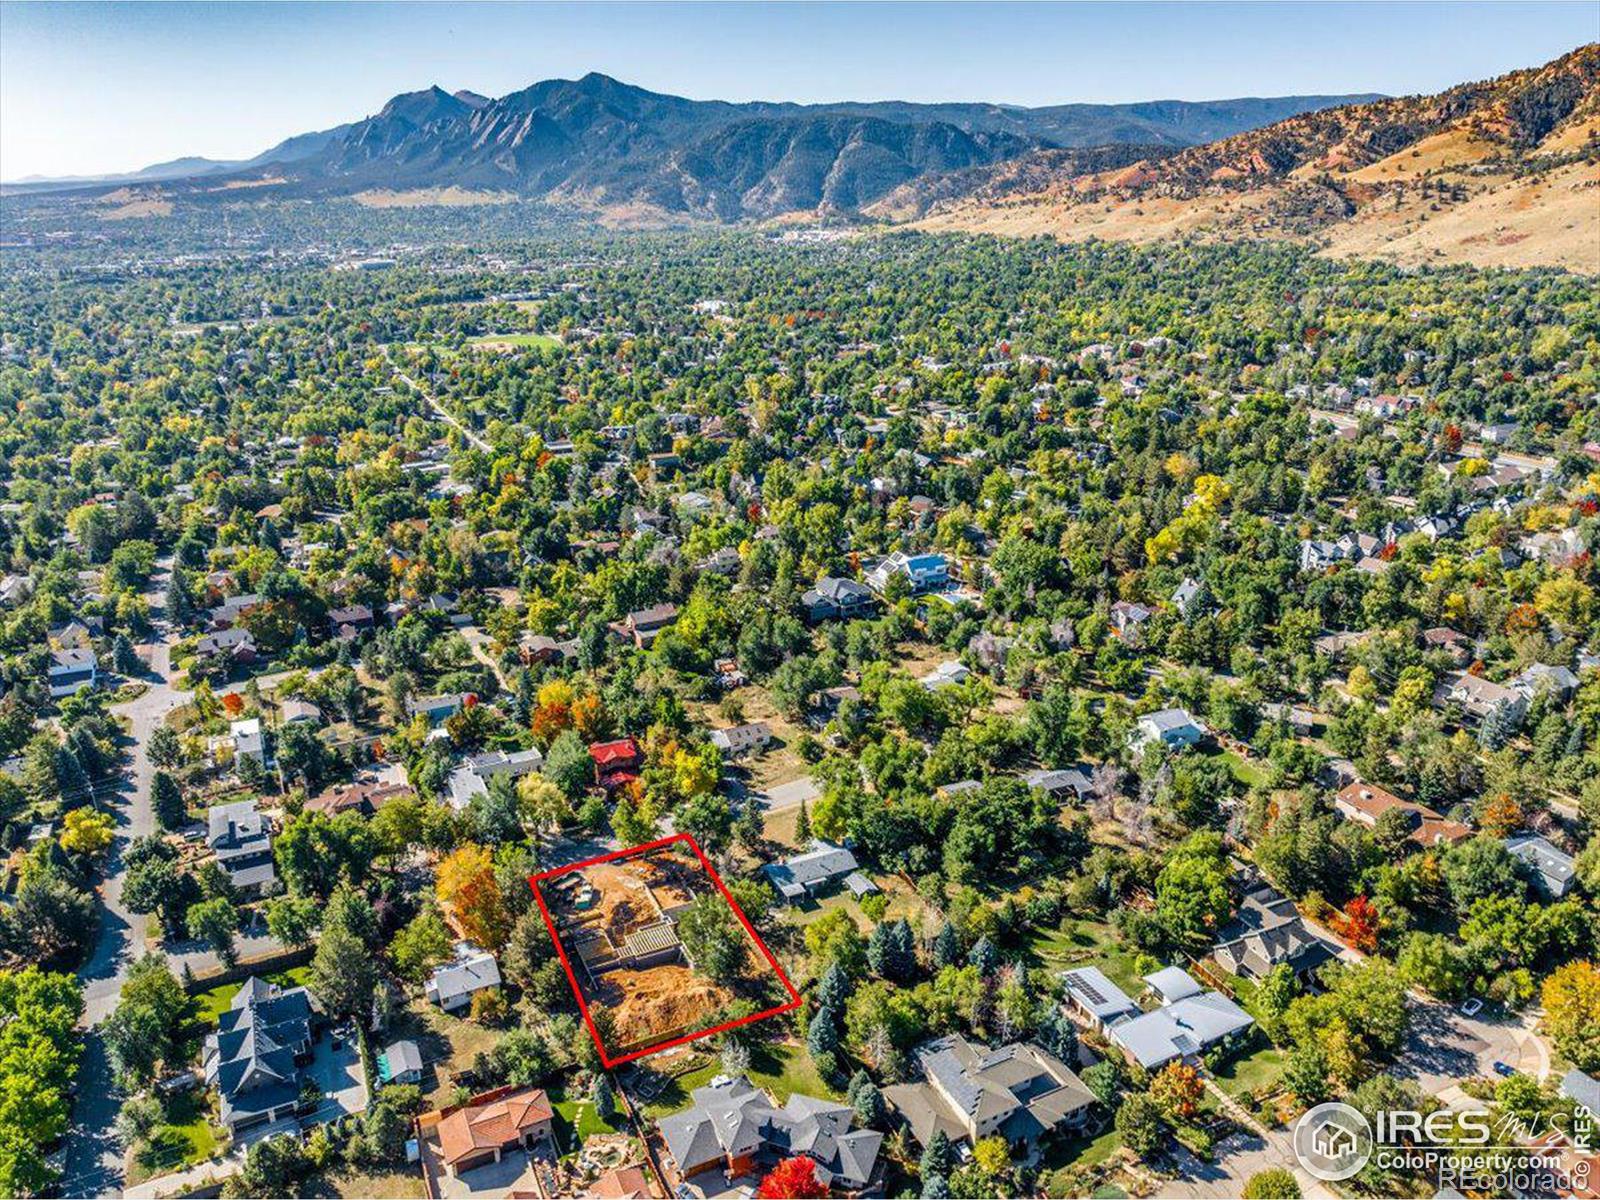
[{"x1": 1396, "y1": 997, "x2": 1543, "y2": 1093}]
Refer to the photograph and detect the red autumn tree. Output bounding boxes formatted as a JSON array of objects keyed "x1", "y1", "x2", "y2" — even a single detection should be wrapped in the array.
[
  {"x1": 756, "y1": 1156, "x2": 826, "y2": 1199},
  {"x1": 1339, "y1": 895, "x2": 1381, "y2": 954}
]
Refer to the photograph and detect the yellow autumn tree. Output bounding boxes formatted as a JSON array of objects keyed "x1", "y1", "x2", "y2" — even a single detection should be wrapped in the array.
[{"x1": 436, "y1": 843, "x2": 511, "y2": 952}]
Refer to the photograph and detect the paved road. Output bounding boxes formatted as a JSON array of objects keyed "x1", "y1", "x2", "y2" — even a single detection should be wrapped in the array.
[
  {"x1": 389, "y1": 352, "x2": 490, "y2": 453},
  {"x1": 61, "y1": 561, "x2": 185, "y2": 1199}
]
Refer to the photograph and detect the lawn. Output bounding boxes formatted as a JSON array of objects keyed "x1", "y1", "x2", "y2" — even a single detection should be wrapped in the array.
[
  {"x1": 127, "y1": 1089, "x2": 222, "y2": 1185},
  {"x1": 640, "y1": 1039, "x2": 839, "y2": 1118},
  {"x1": 1211, "y1": 1043, "x2": 1286, "y2": 1100},
  {"x1": 467, "y1": 332, "x2": 561, "y2": 351},
  {"x1": 192, "y1": 965, "x2": 314, "y2": 1028},
  {"x1": 1052, "y1": 1127, "x2": 1123, "y2": 1169},
  {"x1": 1028, "y1": 919, "x2": 1150, "y2": 999},
  {"x1": 549, "y1": 1084, "x2": 622, "y2": 1154},
  {"x1": 1215, "y1": 749, "x2": 1270, "y2": 789}
]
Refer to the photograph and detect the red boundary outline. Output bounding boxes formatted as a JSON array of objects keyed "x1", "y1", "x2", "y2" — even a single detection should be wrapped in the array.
[{"x1": 529, "y1": 832, "x2": 802, "y2": 1068}]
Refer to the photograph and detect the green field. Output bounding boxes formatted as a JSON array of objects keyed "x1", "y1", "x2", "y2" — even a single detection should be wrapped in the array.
[
  {"x1": 641, "y1": 1040, "x2": 840, "y2": 1118},
  {"x1": 467, "y1": 331, "x2": 561, "y2": 350},
  {"x1": 191, "y1": 965, "x2": 314, "y2": 1028},
  {"x1": 550, "y1": 1085, "x2": 622, "y2": 1154},
  {"x1": 127, "y1": 1089, "x2": 221, "y2": 1185},
  {"x1": 1029, "y1": 919, "x2": 1150, "y2": 999},
  {"x1": 1211, "y1": 1043, "x2": 1286, "y2": 1099}
]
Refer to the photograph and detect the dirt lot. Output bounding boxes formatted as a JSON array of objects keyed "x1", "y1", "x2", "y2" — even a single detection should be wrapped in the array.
[
  {"x1": 593, "y1": 961, "x2": 734, "y2": 1051},
  {"x1": 543, "y1": 842, "x2": 789, "y2": 1058}
]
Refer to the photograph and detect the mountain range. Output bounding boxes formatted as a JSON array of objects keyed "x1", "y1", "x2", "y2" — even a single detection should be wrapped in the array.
[
  {"x1": 8, "y1": 73, "x2": 1377, "y2": 220},
  {"x1": 900, "y1": 43, "x2": 1600, "y2": 271}
]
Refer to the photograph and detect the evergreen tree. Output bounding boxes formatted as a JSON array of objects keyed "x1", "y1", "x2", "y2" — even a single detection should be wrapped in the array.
[
  {"x1": 968, "y1": 934, "x2": 999, "y2": 977},
  {"x1": 795, "y1": 796, "x2": 812, "y2": 844},
  {"x1": 921, "y1": 1128, "x2": 955, "y2": 1183},
  {"x1": 151, "y1": 770, "x2": 185, "y2": 830},
  {"x1": 933, "y1": 920, "x2": 962, "y2": 969}
]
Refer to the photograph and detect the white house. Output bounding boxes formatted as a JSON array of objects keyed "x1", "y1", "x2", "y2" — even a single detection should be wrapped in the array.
[
  {"x1": 48, "y1": 648, "x2": 98, "y2": 699},
  {"x1": 1131, "y1": 708, "x2": 1205, "y2": 752},
  {"x1": 446, "y1": 747, "x2": 545, "y2": 812},
  {"x1": 426, "y1": 942, "x2": 502, "y2": 1012},
  {"x1": 710, "y1": 721, "x2": 772, "y2": 757}
]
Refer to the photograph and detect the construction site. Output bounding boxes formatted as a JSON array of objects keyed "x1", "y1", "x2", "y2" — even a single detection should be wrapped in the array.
[{"x1": 533, "y1": 836, "x2": 797, "y2": 1063}]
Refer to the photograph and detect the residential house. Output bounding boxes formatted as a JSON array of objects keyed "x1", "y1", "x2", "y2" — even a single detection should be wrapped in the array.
[
  {"x1": 1108, "y1": 990, "x2": 1255, "y2": 1071},
  {"x1": 1143, "y1": 966, "x2": 1205, "y2": 1006},
  {"x1": 1332, "y1": 781, "x2": 1472, "y2": 849},
  {"x1": 48, "y1": 647, "x2": 98, "y2": 699},
  {"x1": 656, "y1": 1075, "x2": 881, "y2": 1190},
  {"x1": 801, "y1": 577, "x2": 877, "y2": 622},
  {"x1": 1211, "y1": 887, "x2": 1335, "y2": 983},
  {"x1": 1435, "y1": 672, "x2": 1527, "y2": 731},
  {"x1": 920, "y1": 661, "x2": 972, "y2": 690},
  {"x1": 207, "y1": 798, "x2": 277, "y2": 895},
  {"x1": 1421, "y1": 627, "x2": 1473, "y2": 666},
  {"x1": 327, "y1": 604, "x2": 374, "y2": 640},
  {"x1": 590, "y1": 737, "x2": 643, "y2": 789},
  {"x1": 623, "y1": 603, "x2": 679, "y2": 648},
  {"x1": 1023, "y1": 767, "x2": 1093, "y2": 803},
  {"x1": 426, "y1": 942, "x2": 502, "y2": 1013},
  {"x1": 1130, "y1": 708, "x2": 1205, "y2": 752},
  {"x1": 1560, "y1": 1069, "x2": 1600, "y2": 1120},
  {"x1": 230, "y1": 717, "x2": 271, "y2": 767},
  {"x1": 202, "y1": 977, "x2": 314, "y2": 1134},
  {"x1": 446, "y1": 747, "x2": 546, "y2": 812},
  {"x1": 519, "y1": 633, "x2": 579, "y2": 665},
  {"x1": 280, "y1": 699, "x2": 321, "y2": 726},
  {"x1": 376, "y1": 1039, "x2": 425, "y2": 1087},
  {"x1": 305, "y1": 780, "x2": 414, "y2": 817},
  {"x1": 1060, "y1": 967, "x2": 1141, "y2": 1032},
  {"x1": 1172, "y1": 577, "x2": 1208, "y2": 619},
  {"x1": 1506, "y1": 834, "x2": 1577, "y2": 898},
  {"x1": 710, "y1": 722, "x2": 772, "y2": 756},
  {"x1": 194, "y1": 626, "x2": 258, "y2": 667},
  {"x1": 865, "y1": 551, "x2": 948, "y2": 596},
  {"x1": 883, "y1": 1033, "x2": 1095, "y2": 1153},
  {"x1": 407, "y1": 692, "x2": 468, "y2": 725},
  {"x1": 697, "y1": 547, "x2": 742, "y2": 577},
  {"x1": 207, "y1": 593, "x2": 263, "y2": 629},
  {"x1": 434, "y1": 1085, "x2": 556, "y2": 1177},
  {"x1": 763, "y1": 840, "x2": 861, "y2": 905},
  {"x1": 1109, "y1": 601, "x2": 1153, "y2": 643},
  {"x1": 1512, "y1": 663, "x2": 1580, "y2": 705},
  {"x1": 592, "y1": 1164, "x2": 655, "y2": 1198}
]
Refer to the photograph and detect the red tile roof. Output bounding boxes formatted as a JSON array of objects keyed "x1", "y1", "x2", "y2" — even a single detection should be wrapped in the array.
[{"x1": 435, "y1": 1087, "x2": 554, "y2": 1167}]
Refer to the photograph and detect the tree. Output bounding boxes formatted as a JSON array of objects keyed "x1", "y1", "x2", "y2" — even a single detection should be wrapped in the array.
[
  {"x1": 543, "y1": 730, "x2": 592, "y2": 798},
  {"x1": 677, "y1": 894, "x2": 746, "y2": 985},
  {"x1": 313, "y1": 923, "x2": 379, "y2": 1023},
  {"x1": 847, "y1": 1070, "x2": 885, "y2": 1128},
  {"x1": 1442, "y1": 835, "x2": 1525, "y2": 914},
  {"x1": 123, "y1": 848, "x2": 196, "y2": 938},
  {"x1": 103, "y1": 954, "x2": 187, "y2": 1085},
  {"x1": 1542, "y1": 961, "x2": 1600, "y2": 1071},
  {"x1": 186, "y1": 896, "x2": 240, "y2": 965},
  {"x1": 920, "y1": 1128, "x2": 955, "y2": 1184},
  {"x1": 151, "y1": 770, "x2": 186, "y2": 830},
  {"x1": 517, "y1": 773, "x2": 572, "y2": 834},
  {"x1": 436, "y1": 843, "x2": 511, "y2": 951},
  {"x1": 1155, "y1": 830, "x2": 1233, "y2": 946},
  {"x1": 756, "y1": 1156, "x2": 826, "y2": 1199},
  {"x1": 1036, "y1": 1003, "x2": 1080, "y2": 1065},
  {"x1": 972, "y1": 1135, "x2": 1011, "y2": 1177},
  {"x1": 1243, "y1": 1168, "x2": 1302, "y2": 1199},
  {"x1": 1115, "y1": 1092, "x2": 1167, "y2": 1159},
  {"x1": 59, "y1": 807, "x2": 114, "y2": 857},
  {"x1": 1149, "y1": 1061, "x2": 1204, "y2": 1120},
  {"x1": 391, "y1": 907, "x2": 454, "y2": 984},
  {"x1": 147, "y1": 724, "x2": 182, "y2": 769},
  {"x1": 264, "y1": 895, "x2": 320, "y2": 949}
]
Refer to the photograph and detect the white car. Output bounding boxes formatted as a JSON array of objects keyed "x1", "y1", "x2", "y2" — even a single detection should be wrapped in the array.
[{"x1": 1460, "y1": 998, "x2": 1484, "y2": 1017}]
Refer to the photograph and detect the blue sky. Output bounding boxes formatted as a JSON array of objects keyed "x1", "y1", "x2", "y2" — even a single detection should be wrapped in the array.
[{"x1": 2, "y1": 1, "x2": 1596, "y2": 179}]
